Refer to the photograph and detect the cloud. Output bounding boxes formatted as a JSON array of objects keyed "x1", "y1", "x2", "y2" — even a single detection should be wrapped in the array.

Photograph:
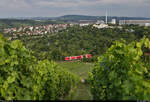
[
  {"x1": 0, "y1": 0, "x2": 29, "y2": 8},
  {"x1": 35, "y1": 0, "x2": 78, "y2": 8},
  {"x1": 0, "y1": 0, "x2": 150, "y2": 17}
]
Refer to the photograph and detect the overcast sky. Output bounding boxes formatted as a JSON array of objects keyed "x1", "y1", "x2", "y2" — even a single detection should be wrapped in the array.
[{"x1": 0, "y1": 0, "x2": 150, "y2": 18}]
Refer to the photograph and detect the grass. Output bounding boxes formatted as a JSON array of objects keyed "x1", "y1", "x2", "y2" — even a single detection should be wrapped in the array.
[
  {"x1": 57, "y1": 61, "x2": 94, "y2": 100},
  {"x1": 64, "y1": 83, "x2": 92, "y2": 100},
  {"x1": 57, "y1": 61, "x2": 94, "y2": 79}
]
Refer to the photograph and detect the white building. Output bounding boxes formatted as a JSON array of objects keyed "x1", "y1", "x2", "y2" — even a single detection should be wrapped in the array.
[
  {"x1": 111, "y1": 19, "x2": 116, "y2": 24},
  {"x1": 119, "y1": 20, "x2": 150, "y2": 26},
  {"x1": 96, "y1": 20, "x2": 105, "y2": 24},
  {"x1": 93, "y1": 23, "x2": 109, "y2": 29},
  {"x1": 145, "y1": 23, "x2": 150, "y2": 26},
  {"x1": 29, "y1": 27, "x2": 33, "y2": 31},
  {"x1": 79, "y1": 23, "x2": 89, "y2": 27}
]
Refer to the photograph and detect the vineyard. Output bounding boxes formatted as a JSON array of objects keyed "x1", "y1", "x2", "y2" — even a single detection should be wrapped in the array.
[
  {"x1": 89, "y1": 37, "x2": 150, "y2": 100},
  {"x1": 0, "y1": 32, "x2": 150, "y2": 100},
  {"x1": 0, "y1": 34, "x2": 79, "y2": 100},
  {"x1": 57, "y1": 62, "x2": 93, "y2": 100}
]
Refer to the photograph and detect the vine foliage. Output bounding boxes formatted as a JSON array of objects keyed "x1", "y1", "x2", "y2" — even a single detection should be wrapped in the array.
[
  {"x1": 89, "y1": 36, "x2": 150, "y2": 100},
  {"x1": 0, "y1": 34, "x2": 78, "y2": 100}
]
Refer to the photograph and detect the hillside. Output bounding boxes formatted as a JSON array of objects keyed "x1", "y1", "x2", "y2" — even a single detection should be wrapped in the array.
[
  {"x1": 56, "y1": 15, "x2": 150, "y2": 22},
  {"x1": 0, "y1": 19, "x2": 65, "y2": 31},
  {"x1": 14, "y1": 25, "x2": 150, "y2": 61}
]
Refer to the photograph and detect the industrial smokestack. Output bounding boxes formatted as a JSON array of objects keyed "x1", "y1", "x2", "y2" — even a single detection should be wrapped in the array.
[{"x1": 105, "y1": 10, "x2": 108, "y2": 24}]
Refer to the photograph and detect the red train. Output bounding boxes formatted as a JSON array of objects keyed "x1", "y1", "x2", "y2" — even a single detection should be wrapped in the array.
[{"x1": 65, "y1": 54, "x2": 92, "y2": 61}]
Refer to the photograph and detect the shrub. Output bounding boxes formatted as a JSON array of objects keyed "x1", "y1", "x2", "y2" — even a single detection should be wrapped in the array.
[
  {"x1": 0, "y1": 34, "x2": 78, "y2": 100},
  {"x1": 89, "y1": 37, "x2": 150, "y2": 100}
]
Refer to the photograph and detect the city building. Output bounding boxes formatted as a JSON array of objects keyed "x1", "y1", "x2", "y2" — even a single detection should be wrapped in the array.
[
  {"x1": 96, "y1": 20, "x2": 105, "y2": 24},
  {"x1": 93, "y1": 23, "x2": 109, "y2": 29},
  {"x1": 79, "y1": 23, "x2": 89, "y2": 27},
  {"x1": 111, "y1": 19, "x2": 116, "y2": 24},
  {"x1": 119, "y1": 20, "x2": 150, "y2": 26},
  {"x1": 145, "y1": 23, "x2": 150, "y2": 26},
  {"x1": 3, "y1": 24, "x2": 69, "y2": 37}
]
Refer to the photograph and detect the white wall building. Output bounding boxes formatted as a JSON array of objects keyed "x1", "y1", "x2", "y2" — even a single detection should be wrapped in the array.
[
  {"x1": 111, "y1": 19, "x2": 116, "y2": 24},
  {"x1": 96, "y1": 20, "x2": 105, "y2": 24},
  {"x1": 79, "y1": 23, "x2": 89, "y2": 27},
  {"x1": 119, "y1": 20, "x2": 150, "y2": 26},
  {"x1": 145, "y1": 23, "x2": 150, "y2": 26},
  {"x1": 93, "y1": 23, "x2": 109, "y2": 29}
]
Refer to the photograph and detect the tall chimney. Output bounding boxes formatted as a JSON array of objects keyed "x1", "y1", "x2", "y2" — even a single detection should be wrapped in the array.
[{"x1": 106, "y1": 10, "x2": 108, "y2": 24}]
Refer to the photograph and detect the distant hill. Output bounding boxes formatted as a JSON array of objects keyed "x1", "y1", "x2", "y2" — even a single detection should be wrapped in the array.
[
  {"x1": 56, "y1": 15, "x2": 101, "y2": 21},
  {"x1": 55, "y1": 15, "x2": 150, "y2": 23},
  {"x1": 2, "y1": 15, "x2": 150, "y2": 22},
  {"x1": 1, "y1": 15, "x2": 150, "y2": 30}
]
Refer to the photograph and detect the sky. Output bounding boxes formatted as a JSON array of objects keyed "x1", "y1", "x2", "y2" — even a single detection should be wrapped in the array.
[{"x1": 0, "y1": 0, "x2": 150, "y2": 18}]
